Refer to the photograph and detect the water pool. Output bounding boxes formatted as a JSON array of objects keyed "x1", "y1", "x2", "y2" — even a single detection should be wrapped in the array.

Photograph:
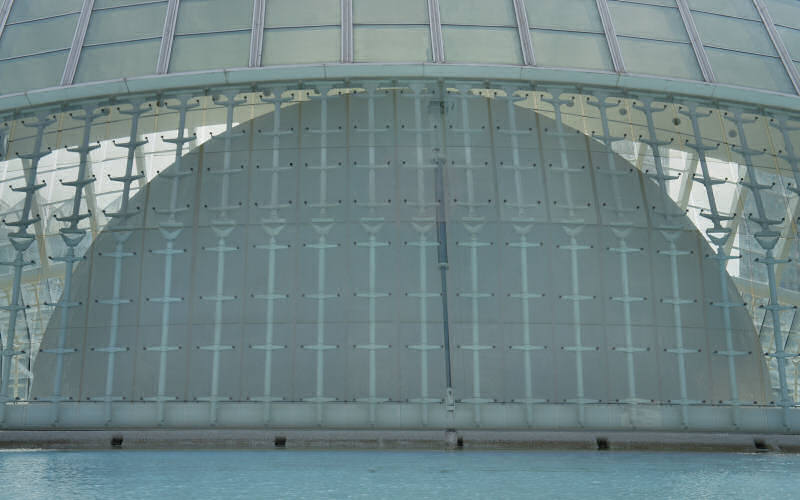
[{"x1": 0, "y1": 449, "x2": 796, "y2": 499}]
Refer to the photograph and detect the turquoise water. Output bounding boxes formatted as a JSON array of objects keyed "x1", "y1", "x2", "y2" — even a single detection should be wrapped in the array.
[{"x1": 0, "y1": 449, "x2": 797, "y2": 499}]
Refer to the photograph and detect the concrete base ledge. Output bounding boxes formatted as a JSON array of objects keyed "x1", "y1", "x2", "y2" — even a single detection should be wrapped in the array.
[{"x1": 2, "y1": 429, "x2": 800, "y2": 452}]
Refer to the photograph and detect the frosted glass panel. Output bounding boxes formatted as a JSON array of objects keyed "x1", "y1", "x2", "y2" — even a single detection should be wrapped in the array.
[
  {"x1": 443, "y1": 27, "x2": 521, "y2": 65},
  {"x1": 0, "y1": 15, "x2": 79, "y2": 59},
  {"x1": 524, "y1": 0, "x2": 604, "y2": 32},
  {"x1": 765, "y1": 0, "x2": 800, "y2": 30},
  {"x1": 75, "y1": 39, "x2": 160, "y2": 83},
  {"x1": 0, "y1": 51, "x2": 67, "y2": 94},
  {"x1": 85, "y1": 3, "x2": 167, "y2": 45},
  {"x1": 263, "y1": 27, "x2": 340, "y2": 65},
  {"x1": 169, "y1": 32, "x2": 251, "y2": 72},
  {"x1": 265, "y1": 0, "x2": 340, "y2": 27},
  {"x1": 693, "y1": 13, "x2": 776, "y2": 57},
  {"x1": 618, "y1": 38, "x2": 702, "y2": 80},
  {"x1": 776, "y1": 27, "x2": 800, "y2": 61},
  {"x1": 687, "y1": 0, "x2": 760, "y2": 20},
  {"x1": 354, "y1": 26, "x2": 431, "y2": 62},
  {"x1": 7, "y1": 0, "x2": 82, "y2": 23},
  {"x1": 175, "y1": 0, "x2": 253, "y2": 34},
  {"x1": 531, "y1": 30, "x2": 613, "y2": 70},
  {"x1": 353, "y1": 0, "x2": 428, "y2": 24},
  {"x1": 609, "y1": 3, "x2": 688, "y2": 42},
  {"x1": 439, "y1": 0, "x2": 517, "y2": 27},
  {"x1": 706, "y1": 48, "x2": 794, "y2": 94}
]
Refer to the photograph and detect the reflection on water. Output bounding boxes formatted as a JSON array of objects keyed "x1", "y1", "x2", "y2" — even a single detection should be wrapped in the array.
[{"x1": 0, "y1": 449, "x2": 797, "y2": 499}]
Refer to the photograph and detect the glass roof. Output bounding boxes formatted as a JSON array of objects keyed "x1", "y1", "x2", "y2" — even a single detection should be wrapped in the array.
[{"x1": 0, "y1": 0, "x2": 796, "y2": 102}]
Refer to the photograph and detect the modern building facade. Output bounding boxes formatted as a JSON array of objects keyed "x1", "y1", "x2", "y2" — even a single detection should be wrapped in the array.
[{"x1": 1, "y1": 0, "x2": 800, "y2": 433}]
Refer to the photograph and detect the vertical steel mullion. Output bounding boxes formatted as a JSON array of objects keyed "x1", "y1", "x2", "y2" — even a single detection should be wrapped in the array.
[
  {"x1": 753, "y1": 0, "x2": 800, "y2": 95},
  {"x1": 427, "y1": 0, "x2": 445, "y2": 63},
  {"x1": 511, "y1": 0, "x2": 535, "y2": 66},
  {"x1": 156, "y1": 0, "x2": 180, "y2": 74},
  {"x1": 61, "y1": 0, "x2": 95, "y2": 86},
  {"x1": 595, "y1": 0, "x2": 625, "y2": 73},
  {"x1": 676, "y1": 0, "x2": 715, "y2": 83},
  {"x1": 340, "y1": 0, "x2": 353, "y2": 63},
  {"x1": 249, "y1": 0, "x2": 266, "y2": 67}
]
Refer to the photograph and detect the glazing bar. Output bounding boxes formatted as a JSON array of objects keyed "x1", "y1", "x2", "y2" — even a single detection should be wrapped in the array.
[
  {"x1": 676, "y1": 0, "x2": 715, "y2": 83},
  {"x1": 427, "y1": 0, "x2": 445, "y2": 63},
  {"x1": 0, "y1": 0, "x2": 13, "y2": 41},
  {"x1": 340, "y1": 0, "x2": 353, "y2": 63},
  {"x1": 753, "y1": 0, "x2": 800, "y2": 95},
  {"x1": 595, "y1": 0, "x2": 625, "y2": 73},
  {"x1": 156, "y1": 0, "x2": 180, "y2": 74},
  {"x1": 61, "y1": 0, "x2": 95, "y2": 86},
  {"x1": 249, "y1": 0, "x2": 266, "y2": 67},
  {"x1": 511, "y1": 0, "x2": 535, "y2": 66}
]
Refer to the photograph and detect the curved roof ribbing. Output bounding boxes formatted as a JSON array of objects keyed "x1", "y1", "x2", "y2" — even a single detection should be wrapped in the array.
[{"x1": 0, "y1": 0, "x2": 799, "y2": 113}]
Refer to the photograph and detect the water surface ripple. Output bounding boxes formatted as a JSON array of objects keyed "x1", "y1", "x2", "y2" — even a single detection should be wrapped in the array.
[{"x1": 0, "y1": 449, "x2": 796, "y2": 499}]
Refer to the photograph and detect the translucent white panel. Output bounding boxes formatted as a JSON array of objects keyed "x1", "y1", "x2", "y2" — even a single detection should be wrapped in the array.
[
  {"x1": 84, "y1": 3, "x2": 167, "y2": 45},
  {"x1": 777, "y1": 26, "x2": 800, "y2": 61},
  {"x1": 531, "y1": 30, "x2": 613, "y2": 70},
  {"x1": 353, "y1": 0, "x2": 428, "y2": 24},
  {"x1": 265, "y1": 0, "x2": 340, "y2": 27},
  {"x1": 75, "y1": 39, "x2": 160, "y2": 83},
  {"x1": 687, "y1": 0, "x2": 760, "y2": 20},
  {"x1": 619, "y1": 38, "x2": 701, "y2": 79},
  {"x1": 439, "y1": 0, "x2": 516, "y2": 27},
  {"x1": 354, "y1": 26, "x2": 431, "y2": 62},
  {"x1": 524, "y1": 0, "x2": 604, "y2": 33},
  {"x1": 706, "y1": 48, "x2": 794, "y2": 93},
  {"x1": 262, "y1": 27, "x2": 340, "y2": 65},
  {"x1": 175, "y1": 0, "x2": 253, "y2": 34},
  {"x1": 0, "y1": 51, "x2": 67, "y2": 94},
  {"x1": 169, "y1": 32, "x2": 251, "y2": 72},
  {"x1": 7, "y1": 0, "x2": 83, "y2": 23},
  {"x1": 693, "y1": 13, "x2": 776, "y2": 56},
  {"x1": 609, "y1": 2, "x2": 688, "y2": 42},
  {"x1": 94, "y1": 0, "x2": 168, "y2": 8},
  {"x1": 443, "y1": 27, "x2": 521, "y2": 65},
  {"x1": 0, "y1": 14, "x2": 79, "y2": 59},
  {"x1": 765, "y1": 0, "x2": 800, "y2": 30}
]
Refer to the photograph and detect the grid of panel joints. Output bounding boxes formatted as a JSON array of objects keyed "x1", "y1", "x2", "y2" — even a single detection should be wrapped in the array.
[{"x1": 0, "y1": 81, "x2": 796, "y2": 422}]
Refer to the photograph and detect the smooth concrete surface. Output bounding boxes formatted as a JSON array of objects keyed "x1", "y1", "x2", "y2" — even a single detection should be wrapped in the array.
[{"x1": 2, "y1": 429, "x2": 800, "y2": 452}]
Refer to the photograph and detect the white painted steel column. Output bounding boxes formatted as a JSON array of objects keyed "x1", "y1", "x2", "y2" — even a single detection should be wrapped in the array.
[
  {"x1": 145, "y1": 94, "x2": 197, "y2": 424},
  {"x1": 727, "y1": 108, "x2": 795, "y2": 428},
  {"x1": 497, "y1": 88, "x2": 546, "y2": 424},
  {"x1": 46, "y1": 104, "x2": 107, "y2": 424},
  {"x1": 403, "y1": 84, "x2": 442, "y2": 425},
  {"x1": 251, "y1": 88, "x2": 293, "y2": 424},
  {"x1": 659, "y1": 230, "x2": 700, "y2": 428},
  {"x1": 0, "y1": 113, "x2": 53, "y2": 424},
  {"x1": 353, "y1": 86, "x2": 390, "y2": 424},
  {"x1": 453, "y1": 87, "x2": 494, "y2": 425},
  {"x1": 198, "y1": 91, "x2": 245, "y2": 425},
  {"x1": 92, "y1": 99, "x2": 148, "y2": 424},
  {"x1": 589, "y1": 93, "x2": 649, "y2": 423},
  {"x1": 301, "y1": 87, "x2": 341, "y2": 424},
  {"x1": 680, "y1": 102, "x2": 745, "y2": 427}
]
